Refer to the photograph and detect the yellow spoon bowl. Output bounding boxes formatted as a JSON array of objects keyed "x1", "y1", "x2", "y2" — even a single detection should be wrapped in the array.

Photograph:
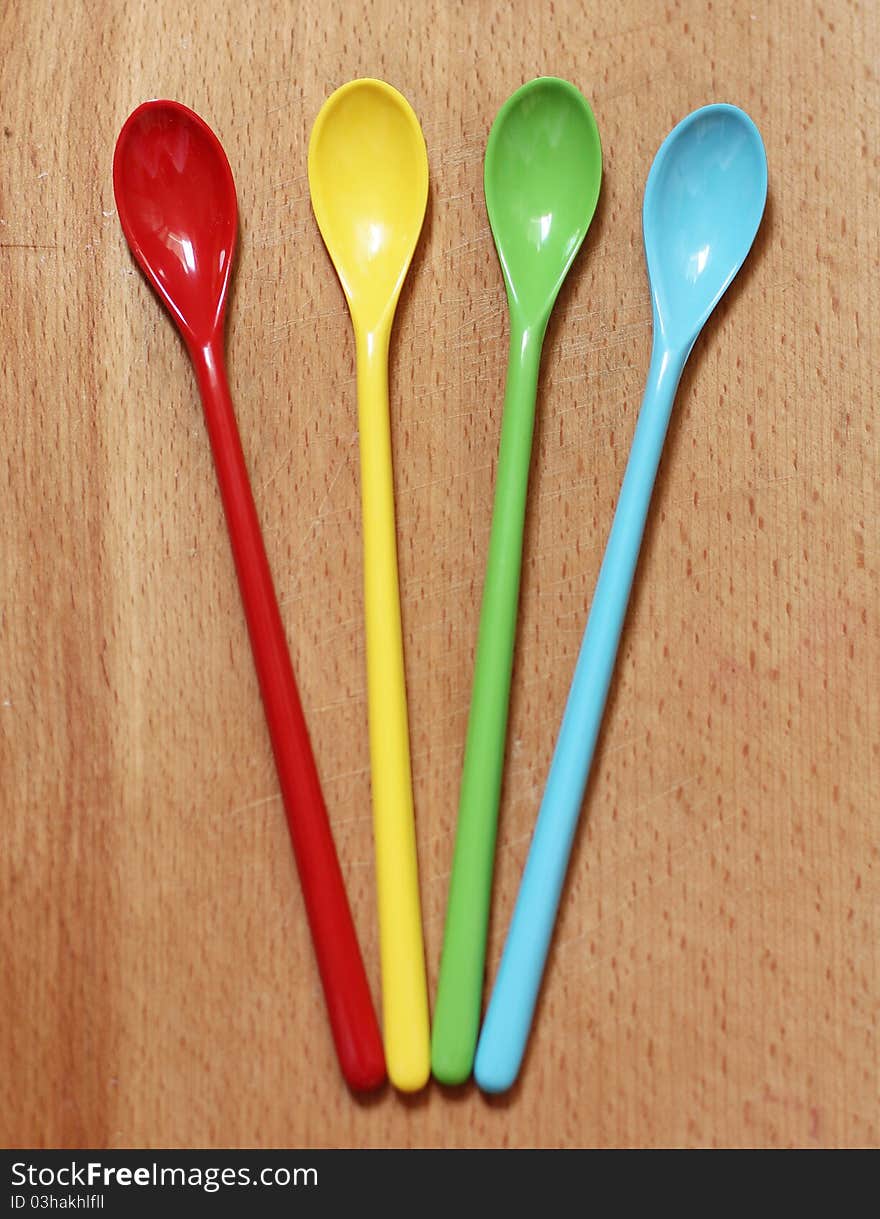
[
  {"x1": 309, "y1": 79, "x2": 428, "y2": 332},
  {"x1": 308, "y1": 79, "x2": 430, "y2": 1092}
]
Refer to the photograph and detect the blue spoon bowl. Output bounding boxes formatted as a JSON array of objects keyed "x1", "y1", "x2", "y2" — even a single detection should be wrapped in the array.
[
  {"x1": 475, "y1": 105, "x2": 768, "y2": 1094},
  {"x1": 646, "y1": 103, "x2": 768, "y2": 353}
]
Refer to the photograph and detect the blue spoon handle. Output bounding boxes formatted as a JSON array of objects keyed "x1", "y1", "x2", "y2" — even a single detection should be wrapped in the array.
[{"x1": 474, "y1": 340, "x2": 687, "y2": 1093}]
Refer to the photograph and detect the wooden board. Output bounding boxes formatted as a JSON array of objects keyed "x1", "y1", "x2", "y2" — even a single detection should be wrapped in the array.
[{"x1": 1, "y1": 0, "x2": 877, "y2": 1149}]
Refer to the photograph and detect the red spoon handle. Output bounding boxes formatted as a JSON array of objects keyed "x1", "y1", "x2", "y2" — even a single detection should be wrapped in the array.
[{"x1": 191, "y1": 337, "x2": 385, "y2": 1091}]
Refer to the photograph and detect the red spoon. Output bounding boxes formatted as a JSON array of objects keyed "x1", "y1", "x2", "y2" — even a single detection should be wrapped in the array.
[{"x1": 113, "y1": 100, "x2": 385, "y2": 1091}]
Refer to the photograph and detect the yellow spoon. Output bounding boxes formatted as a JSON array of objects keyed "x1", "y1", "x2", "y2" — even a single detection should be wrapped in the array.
[{"x1": 308, "y1": 79, "x2": 430, "y2": 1091}]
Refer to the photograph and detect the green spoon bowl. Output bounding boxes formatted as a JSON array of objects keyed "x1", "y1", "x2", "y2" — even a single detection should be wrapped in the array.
[{"x1": 486, "y1": 77, "x2": 603, "y2": 328}]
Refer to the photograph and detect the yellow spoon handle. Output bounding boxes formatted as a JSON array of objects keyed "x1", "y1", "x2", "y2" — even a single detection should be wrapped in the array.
[{"x1": 356, "y1": 328, "x2": 430, "y2": 1092}]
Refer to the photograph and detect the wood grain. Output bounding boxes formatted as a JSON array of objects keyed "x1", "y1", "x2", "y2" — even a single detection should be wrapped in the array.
[{"x1": 1, "y1": 0, "x2": 877, "y2": 1148}]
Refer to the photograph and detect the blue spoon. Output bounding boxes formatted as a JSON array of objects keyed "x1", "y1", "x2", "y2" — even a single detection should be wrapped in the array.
[{"x1": 475, "y1": 104, "x2": 768, "y2": 1093}]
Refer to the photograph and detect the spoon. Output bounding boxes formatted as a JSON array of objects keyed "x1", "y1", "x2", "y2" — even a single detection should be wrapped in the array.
[
  {"x1": 432, "y1": 78, "x2": 602, "y2": 1084},
  {"x1": 113, "y1": 100, "x2": 386, "y2": 1092},
  {"x1": 308, "y1": 80, "x2": 430, "y2": 1091},
  {"x1": 475, "y1": 104, "x2": 768, "y2": 1092}
]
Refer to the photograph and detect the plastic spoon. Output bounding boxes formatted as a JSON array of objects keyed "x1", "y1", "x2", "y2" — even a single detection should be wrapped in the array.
[
  {"x1": 432, "y1": 78, "x2": 602, "y2": 1084},
  {"x1": 113, "y1": 100, "x2": 385, "y2": 1092},
  {"x1": 475, "y1": 104, "x2": 768, "y2": 1093},
  {"x1": 308, "y1": 80, "x2": 430, "y2": 1091}
]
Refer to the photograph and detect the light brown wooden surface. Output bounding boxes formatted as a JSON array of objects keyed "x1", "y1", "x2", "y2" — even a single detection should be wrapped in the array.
[{"x1": 1, "y1": 0, "x2": 877, "y2": 1149}]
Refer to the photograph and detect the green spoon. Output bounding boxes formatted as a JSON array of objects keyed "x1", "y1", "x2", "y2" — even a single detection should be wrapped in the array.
[{"x1": 432, "y1": 77, "x2": 602, "y2": 1084}]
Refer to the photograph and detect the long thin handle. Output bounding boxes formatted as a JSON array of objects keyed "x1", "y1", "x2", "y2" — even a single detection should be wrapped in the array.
[
  {"x1": 475, "y1": 342, "x2": 686, "y2": 1093},
  {"x1": 356, "y1": 329, "x2": 430, "y2": 1092},
  {"x1": 432, "y1": 323, "x2": 543, "y2": 1083},
  {"x1": 192, "y1": 338, "x2": 385, "y2": 1092}
]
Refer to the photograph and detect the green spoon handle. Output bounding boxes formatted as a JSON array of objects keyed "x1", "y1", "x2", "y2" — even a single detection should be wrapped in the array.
[{"x1": 432, "y1": 319, "x2": 543, "y2": 1083}]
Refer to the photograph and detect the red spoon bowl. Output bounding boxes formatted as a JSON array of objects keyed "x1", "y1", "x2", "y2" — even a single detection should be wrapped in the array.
[
  {"x1": 113, "y1": 100, "x2": 386, "y2": 1091},
  {"x1": 113, "y1": 100, "x2": 237, "y2": 348}
]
